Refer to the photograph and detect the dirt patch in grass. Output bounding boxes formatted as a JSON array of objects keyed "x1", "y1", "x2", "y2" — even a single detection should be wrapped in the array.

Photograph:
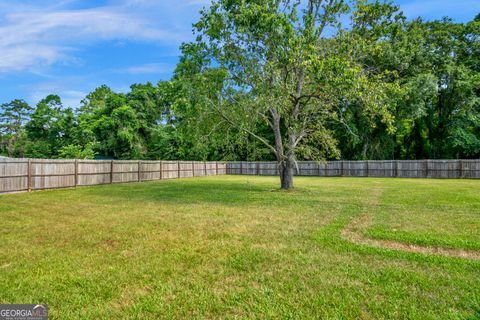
[{"x1": 342, "y1": 213, "x2": 480, "y2": 260}]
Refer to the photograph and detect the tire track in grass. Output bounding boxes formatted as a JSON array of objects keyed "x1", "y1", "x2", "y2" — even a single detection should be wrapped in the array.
[{"x1": 341, "y1": 187, "x2": 480, "y2": 261}]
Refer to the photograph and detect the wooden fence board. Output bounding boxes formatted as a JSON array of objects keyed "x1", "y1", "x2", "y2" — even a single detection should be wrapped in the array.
[
  {"x1": 216, "y1": 162, "x2": 227, "y2": 175},
  {"x1": 113, "y1": 161, "x2": 139, "y2": 183},
  {"x1": 178, "y1": 161, "x2": 194, "y2": 178},
  {"x1": 240, "y1": 161, "x2": 257, "y2": 175},
  {"x1": 226, "y1": 160, "x2": 480, "y2": 179},
  {"x1": 367, "y1": 160, "x2": 396, "y2": 177},
  {"x1": 461, "y1": 160, "x2": 480, "y2": 179},
  {"x1": 0, "y1": 159, "x2": 226, "y2": 193},
  {"x1": 322, "y1": 161, "x2": 342, "y2": 176},
  {"x1": 297, "y1": 161, "x2": 318, "y2": 176},
  {"x1": 258, "y1": 162, "x2": 278, "y2": 176},
  {"x1": 0, "y1": 159, "x2": 28, "y2": 192},
  {"x1": 77, "y1": 161, "x2": 112, "y2": 186},
  {"x1": 1, "y1": 158, "x2": 478, "y2": 193},
  {"x1": 206, "y1": 162, "x2": 217, "y2": 176},
  {"x1": 227, "y1": 162, "x2": 242, "y2": 175},
  {"x1": 140, "y1": 161, "x2": 161, "y2": 181},
  {"x1": 427, "y1": 160, "x2": 461, "y2": 179},
  {"x1": 31, "y1": 159, "x2": 76, "y2": 189},
  {"x1": 162, "y1": 161, "x2": 179, "y2": 179},
  {"x1": 343, "y1": 161, "x2": 368, "y2": 177},
  {"x1": 396, "y1": 160, "x2": 426, "y2": 178},
  {"x1": 193, "y1": 161, "x2": 206, "y2": 177}
]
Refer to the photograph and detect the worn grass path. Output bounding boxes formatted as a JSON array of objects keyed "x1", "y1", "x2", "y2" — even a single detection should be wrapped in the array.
[
  {"x1": 0, "y1": 176, "x2": 479, "y2": 319},
  {"x1": 340, "y1": 186, "x2": 480, "y2": 260}
]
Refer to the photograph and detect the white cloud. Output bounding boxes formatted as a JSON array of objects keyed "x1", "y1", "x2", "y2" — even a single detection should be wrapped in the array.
[
  {"x1": 29, "y1": 89, "x2": 86, "y2": 109},
  {"x1": 116, "y1": 63, "x2": 172, "y2": 75},
  {"x1": 59, "y1": 90, "x2": 88, "y2": 109},
  {"x1": 26, "y1": 77, "x2": 89, "y2": 108},
  {"x1": 0, "y1": 45, "x2": 64, "y2": 72},
  {"x1": 0, "y1": 1, "x2": 202, "y2": 73}
]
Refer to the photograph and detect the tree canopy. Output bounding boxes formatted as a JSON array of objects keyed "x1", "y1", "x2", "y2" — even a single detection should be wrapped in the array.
[{"x1": 0, "y1": 2, "x2": 478, "y2": 188}]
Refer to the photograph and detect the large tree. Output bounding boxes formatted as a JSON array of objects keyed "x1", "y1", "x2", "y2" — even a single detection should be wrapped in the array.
[
  {"x1": 24, "y1": 95, "x2": 76, "y2": 158},
  {"x1": 179, "y1": 0, "x2": 396, "y2": 188},
  {"x1": 333, "y1": 11, "x2": 480, "y2": 160},
  {"x1": 0, "y1": 99, "x2": 32, "y2": 157}
]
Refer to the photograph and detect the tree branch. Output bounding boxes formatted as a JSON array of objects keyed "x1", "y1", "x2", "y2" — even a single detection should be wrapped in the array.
[{"x1": 205, "y1": 97, "x2": 278, "y2": 155}]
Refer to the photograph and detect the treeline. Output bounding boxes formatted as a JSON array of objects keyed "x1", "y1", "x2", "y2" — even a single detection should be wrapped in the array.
[
  {"x1": 0, "y1": 83, "x2": 198, "y2": 160},
  {"x1": 1, "y1": 8, "x2": 479, "y2": 161}
]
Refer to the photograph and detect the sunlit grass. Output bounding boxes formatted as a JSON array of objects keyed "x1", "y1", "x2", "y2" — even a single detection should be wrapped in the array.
[{"x1": 0, "y1": 176, "x2": 479, "y2": 319}]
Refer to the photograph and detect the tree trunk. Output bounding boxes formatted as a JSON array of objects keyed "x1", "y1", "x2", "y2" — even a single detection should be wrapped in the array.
[
  {"x1": 279, "y1": 156, "x2": 294, "y2": 189},
  {"x1": 269, "y1": 108, "x2": 293, "y2": 189}
]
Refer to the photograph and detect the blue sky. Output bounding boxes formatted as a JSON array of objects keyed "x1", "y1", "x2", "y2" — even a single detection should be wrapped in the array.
[{"x1": 0, "y1": 0, "x2": 479, "y2": 108}]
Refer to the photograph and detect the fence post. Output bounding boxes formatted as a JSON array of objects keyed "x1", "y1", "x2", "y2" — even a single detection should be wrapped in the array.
[
  {"x1": 110, "y1": 160, "x2": 114, "y2": 184},
  {"x1": 240, "y1": 161, "x2": 243, "y2": 175},
  {"x1": 340, "y1": 161, "x2": 344, "y2": 177},
  {"x1": 366, "y1": 160, "x2": 370, "y2": 177},
  {"x1": 425, "y1": 160, "x2": 429, "y2": 178},
  {"x1": 204, "y1": 161, "x2": 207, "y2": 176},
  {"x1": 159, "y1": 160, "x2": 163, "y2": 180},
  {"x1": 138, "y1": 160, "x2": 141, "y2": 182},
  {"x1": 395, "y1": 160, "x2": 399, "y2": 178},
  {"x1": 215, "y1": 161, "x2": 218, "y2": 175},
  {"x1": 74, "y1": 159, "x2": 78, "y2": 187},
  {"x1": 459, "y1": 160, "x2": 463, "y2": 179},
  {"x1": 177, "y1": 161, "x2": 180, "y2": 179},
  {"x1": 256, "y1": 162, "x2": 260, "y2": 175},
  {"x1": 27, "y1": 158, "x2": 32, "y2": 192},
  {"x1": 192, "y1": 161, "x2": 195, "y2": 177}
]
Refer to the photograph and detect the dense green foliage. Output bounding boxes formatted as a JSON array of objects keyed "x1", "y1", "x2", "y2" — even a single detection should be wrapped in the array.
[
  {"x1": 0, "y1": 2, "x2": 478, "y2": 161},
  {"x1": 0, "y1": 176, "x2": 479, "y2": 318}
]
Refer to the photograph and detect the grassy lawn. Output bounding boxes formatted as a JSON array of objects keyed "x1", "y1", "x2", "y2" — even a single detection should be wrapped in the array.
[
  {"x1": 0, "y1": 176, "x2": 479, "y2": 319},
  {"x1": 363, "y1": 180, "x2": 480, "y2": 251}
]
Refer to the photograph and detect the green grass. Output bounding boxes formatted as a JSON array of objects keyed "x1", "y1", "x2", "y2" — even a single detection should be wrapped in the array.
[
  {"x1": 0, "y1": 176, "x2": 479, "y2": 319},
  {"x1": 357, "y1": 179, "x2": 480, "y2": 251}
]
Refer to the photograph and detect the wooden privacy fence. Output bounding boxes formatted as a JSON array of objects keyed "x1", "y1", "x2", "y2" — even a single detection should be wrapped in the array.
[
  {"x1": 0, "y1": 159, "x2": 227, "y2": 193},
  {"x1": 2, "y1": 159, "x2": 478, "y2": 193},
  {"x1": 226, "y1": 160, "x2": 480, "y2": 179}
]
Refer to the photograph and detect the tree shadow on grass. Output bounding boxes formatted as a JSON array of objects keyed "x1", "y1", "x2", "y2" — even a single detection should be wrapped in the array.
[{"x1": 77, "y1": 177, "x2": 360, "y2": 210}]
